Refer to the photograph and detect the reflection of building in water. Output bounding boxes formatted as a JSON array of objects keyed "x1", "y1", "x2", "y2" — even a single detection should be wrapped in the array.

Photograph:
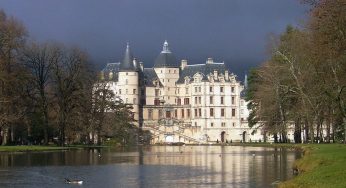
[
  {"x1": 134, "y1": 146, "x2": 297, "y2": 187},
  {"x1": 101, "y1": 41, "x2": 295, "y2": 144}
]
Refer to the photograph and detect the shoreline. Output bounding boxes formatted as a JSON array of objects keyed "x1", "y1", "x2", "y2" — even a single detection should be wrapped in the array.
[
  {"x1": 0, "y1": 145, "x2": 108, "y2": 152},
  {"x1": 278, "y1": 144, "x2": 346, "y2": 188},
  {"x1": 1, "y1": 143, "x2": 344, "y2": 187}
]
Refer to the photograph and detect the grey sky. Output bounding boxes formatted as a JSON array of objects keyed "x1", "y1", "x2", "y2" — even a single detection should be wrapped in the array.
[{"x1": 0, "y1": 0, "x2": 308, "y2": 79}]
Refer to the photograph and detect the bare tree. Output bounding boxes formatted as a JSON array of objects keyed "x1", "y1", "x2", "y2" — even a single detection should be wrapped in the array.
[
  {"x1": 51, "y1": 46, "x2": 91, "y2": 146},
  {"x1": 0, "y1": 10, "x2": 27, "y2": 145},
  {"x1": 21, "y1": 42, "x2": 61, "y2": 144}
]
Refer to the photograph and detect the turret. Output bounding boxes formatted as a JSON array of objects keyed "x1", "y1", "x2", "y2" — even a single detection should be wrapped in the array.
[{"x1": 118, "y1": 43, "x2": 140, "y2": 124}]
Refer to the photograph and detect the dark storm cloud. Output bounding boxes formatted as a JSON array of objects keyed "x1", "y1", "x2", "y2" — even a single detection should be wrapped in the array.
[{"x1": 0, "y1": 0, "x2": 308, "y2": 79}]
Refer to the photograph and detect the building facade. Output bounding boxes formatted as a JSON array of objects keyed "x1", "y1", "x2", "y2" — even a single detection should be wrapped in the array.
[{"x1": 101, "y1": 41, "x2": 291, "y2": 144}]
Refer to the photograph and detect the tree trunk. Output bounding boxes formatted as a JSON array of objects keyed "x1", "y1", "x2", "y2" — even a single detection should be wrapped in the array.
[
  {"x1": 1, "y1": 127, "x2": 9, "y2": 146},
  {"x1": 343, "y1": 117, "x2": 346, "y2": 144},
  {"x1": 294, "y1": 118, "x2": 302, "y2": 143}
]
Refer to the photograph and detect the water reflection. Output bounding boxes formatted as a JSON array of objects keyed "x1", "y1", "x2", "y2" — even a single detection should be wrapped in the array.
[{"x1": 0, "y1": 146, "x2": 300, "y2": 188}]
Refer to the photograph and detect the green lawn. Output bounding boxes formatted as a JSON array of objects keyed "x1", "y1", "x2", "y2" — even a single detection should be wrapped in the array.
[
  {"x1": 279, "y1": 144, "x2": 346, "y2": 188},
  {"x1": 0, "y1": 145, "x2": 69, "y2": 152},
  {"x1": 0, "y1": 145, "x2": 110, "y2": 152}
]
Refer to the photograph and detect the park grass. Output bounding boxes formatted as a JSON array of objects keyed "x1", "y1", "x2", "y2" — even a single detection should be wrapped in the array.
[
  {"x1": 0, "y1": 145, "x2": 69, "y2": 152},
  {"x1": 0, "y1": 144, "x2": 111, "y2": 152},
  {"x1": 279, "y1": 144, "x2": 346, "y2": 188}
]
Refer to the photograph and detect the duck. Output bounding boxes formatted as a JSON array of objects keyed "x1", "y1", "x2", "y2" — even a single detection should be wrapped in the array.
[{"x1": 65, "y1": 178, "x2": 83, "y2": 185}]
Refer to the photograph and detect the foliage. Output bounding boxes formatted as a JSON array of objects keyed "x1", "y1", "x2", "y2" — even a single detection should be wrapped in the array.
[
  {"x1": 246, "y1": 0, "x2": 346, "y2": 143},
  {"x1": 0, "y1": 10, "x2": 138, "y2": 146}
]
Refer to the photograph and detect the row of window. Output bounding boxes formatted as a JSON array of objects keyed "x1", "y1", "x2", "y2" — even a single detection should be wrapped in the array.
[
  {"x1": 147, "y1": 108, "x2": 236, "y2": 119},
  {"x1": 175, "y1": 96, "x2": 236, "y2": 105},
  {"x1": 153, "y1": 86, "x2": 237, "y2": 96},
  {"x1": 160, "y1": 69, "x2": 177, "y2": 74},
  {"x1": 119, "y1": 89, "x2": 137, "y2": 95},
  {"x1": 185, "y1": 86, "x2": 236, "y2": 94},
  {"x1": 210, "y1": 122, "x2": 236, "y2": 127}
]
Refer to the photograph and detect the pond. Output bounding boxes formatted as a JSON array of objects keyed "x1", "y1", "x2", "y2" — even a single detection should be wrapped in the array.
[{"x1": 0, "y1": 146, "x2": 300, "y2": 188}]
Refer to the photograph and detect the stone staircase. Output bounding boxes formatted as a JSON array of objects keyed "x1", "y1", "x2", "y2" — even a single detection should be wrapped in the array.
[{"x1": 143, "y1": 121, "x2": 204, "y2": 144}]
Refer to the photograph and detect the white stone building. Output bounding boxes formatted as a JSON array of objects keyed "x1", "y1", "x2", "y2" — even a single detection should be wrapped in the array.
[{"x1": 101, "y1": 41, "x2": 291, "y2": 144}]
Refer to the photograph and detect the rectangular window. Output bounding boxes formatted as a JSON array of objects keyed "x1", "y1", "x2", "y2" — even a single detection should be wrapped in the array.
[
  {"x1": 199, "y1": 97, "x2": 201, "y2": 104},
  {"x1": 133, "y1": 89, "x2": 136, "y2": 94},
  {"x1": 220, "y1": 86, "x2": 224, "y2": 93},
  {"x1": 210, "y1": 108, "x2": 214, "y2": 117},
  {"x1": 232, "y1": 109, "x2": 236, "y2": 117},
  {"x1": 154, "y1": 99, "x2": 160, "y2": 106},
  {"x1": 184, "y1": 98, "x2": 190, "y2": 105},
  {"x1": 211, "y1": 123, "x2": 214, "y2": 127},
  {"x1": 195, "y1": 87, "x2": 198, "y2": 93},
  {"x1": 195, "y1": 109, "x2": 198, "y2": 117},
  {"x1": 119, "y1": 89, "x2": 121, "y2": 94},
  {"x1": 133, "y1": 98, "x2": 136, "y2": 104},
  {"x1": 221, "y1": 122, "x2": 226, "y2": 127},
  {"x1": 148, "y1": 109, "x2": 153, "y2": 120},
  {"x1": 232, "y1": 96, "x2": 235, "y2": 105},
  {"x1": 177, "y1": 98, "x2": 181, "y2": 105},
  {"x1": 181, "y1": 109, "x2": 185, "y2": 118},
  {"x1": 155, "y1": 89, "x2": 159, "y2": 97},
  {"x1": 166, "y1": 111, "x2": 171, "y2": 118},
  {"x1": 199, "y1": 87, "x2": 201, "y2": 92},
  {"x1": 195, "y1": 97, "x2": 198, "y2": 104},
  {"x1": 210, "y1": 96, "x2": 213, "y2": 104},
  {"x1": 159, "y1": 110, "x2": 163, "y2": 118},
  {"x1": 199, "y1": 108, "x2": 202, "y2": 117},
  {"x1": 221, "y1": 96, "x2": 224, "y2": 105},
  {"x1": 231, "y1": 87, "x2": 235, "y2": 93},
  {"x1": 185, "y1": 88, "x2": 189, "y2": 94},
  {"x1": 221, "y1": 108, "x2": 225, "y2": 117},
  {"x1": 210, "y1": 86, "x2": 213, "y2": 92},
  {"x1": 187, "y1": 109, "x2": 191, "y2": 118}
]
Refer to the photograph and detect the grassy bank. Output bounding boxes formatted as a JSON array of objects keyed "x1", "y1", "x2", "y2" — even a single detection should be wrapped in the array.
[
  {"x1": 0, "y1": 145, "x2": 111, "y2": 152},
  {"x1": 279, "y1": 144, "x2": 346, "y2": 188},
  {"x1": 0, "y1": 145, "x2": 69, "y2": 152}
]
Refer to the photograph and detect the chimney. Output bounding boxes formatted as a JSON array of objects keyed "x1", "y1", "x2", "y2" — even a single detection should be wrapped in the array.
[
  {"x1": 181, "y1": 59, "x2": 187, "y2": 70},
  {"x1": 139, "y1": 62, "x2": 144, "y2": 71},
  {"x1": 225, "y1": 70, "x2": 229, "y2": 80},
  {"x1": 214, "y1": 70, "x2": 218, "y2": 80},
  {"x1": 133, "y1": 58, "x2": 137, "y2": 69},
  {"x1": 206, "y1": 58, "x2": 213, "y2": 64}
]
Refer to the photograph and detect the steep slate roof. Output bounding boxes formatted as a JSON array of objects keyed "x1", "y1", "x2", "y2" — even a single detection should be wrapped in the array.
[
  {"x1": 143, "y1": 68, "x2": 162, "y2": 87},
  {"x1": 176, "y1": 62, "x2": 228, "y2": 83},
  {"x1": 153, "y1": 41, "x2": 179, "y2": 68},
  {"x1": 119, "y1": 43, "x2": 136, "y2": 71}
]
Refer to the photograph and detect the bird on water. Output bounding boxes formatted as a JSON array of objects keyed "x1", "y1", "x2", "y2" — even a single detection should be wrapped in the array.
[{"x1": 65, "y1": 178, "x2": 83, "y2": 185}]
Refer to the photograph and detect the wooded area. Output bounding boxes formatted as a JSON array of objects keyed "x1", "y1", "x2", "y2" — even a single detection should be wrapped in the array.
[
  {"x1": 246, "y1": 0, "x2": 346, "y2": 143},
  {"x1": 0, "y1": 10, "x2": 140, "y2": 146}
]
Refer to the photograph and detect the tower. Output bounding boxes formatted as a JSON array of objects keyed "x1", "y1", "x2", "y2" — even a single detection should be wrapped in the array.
[
  {"x1": 153, "y1": 40, "x2": 180, "y2": 105},
  {"x1": 118, "y1": 43, "x2": 140, "y2": 124}
]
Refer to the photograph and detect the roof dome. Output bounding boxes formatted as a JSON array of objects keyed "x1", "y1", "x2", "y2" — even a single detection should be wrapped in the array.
[{"x1": 153, "y1": 41, "x2": 179, "y2": 68}]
